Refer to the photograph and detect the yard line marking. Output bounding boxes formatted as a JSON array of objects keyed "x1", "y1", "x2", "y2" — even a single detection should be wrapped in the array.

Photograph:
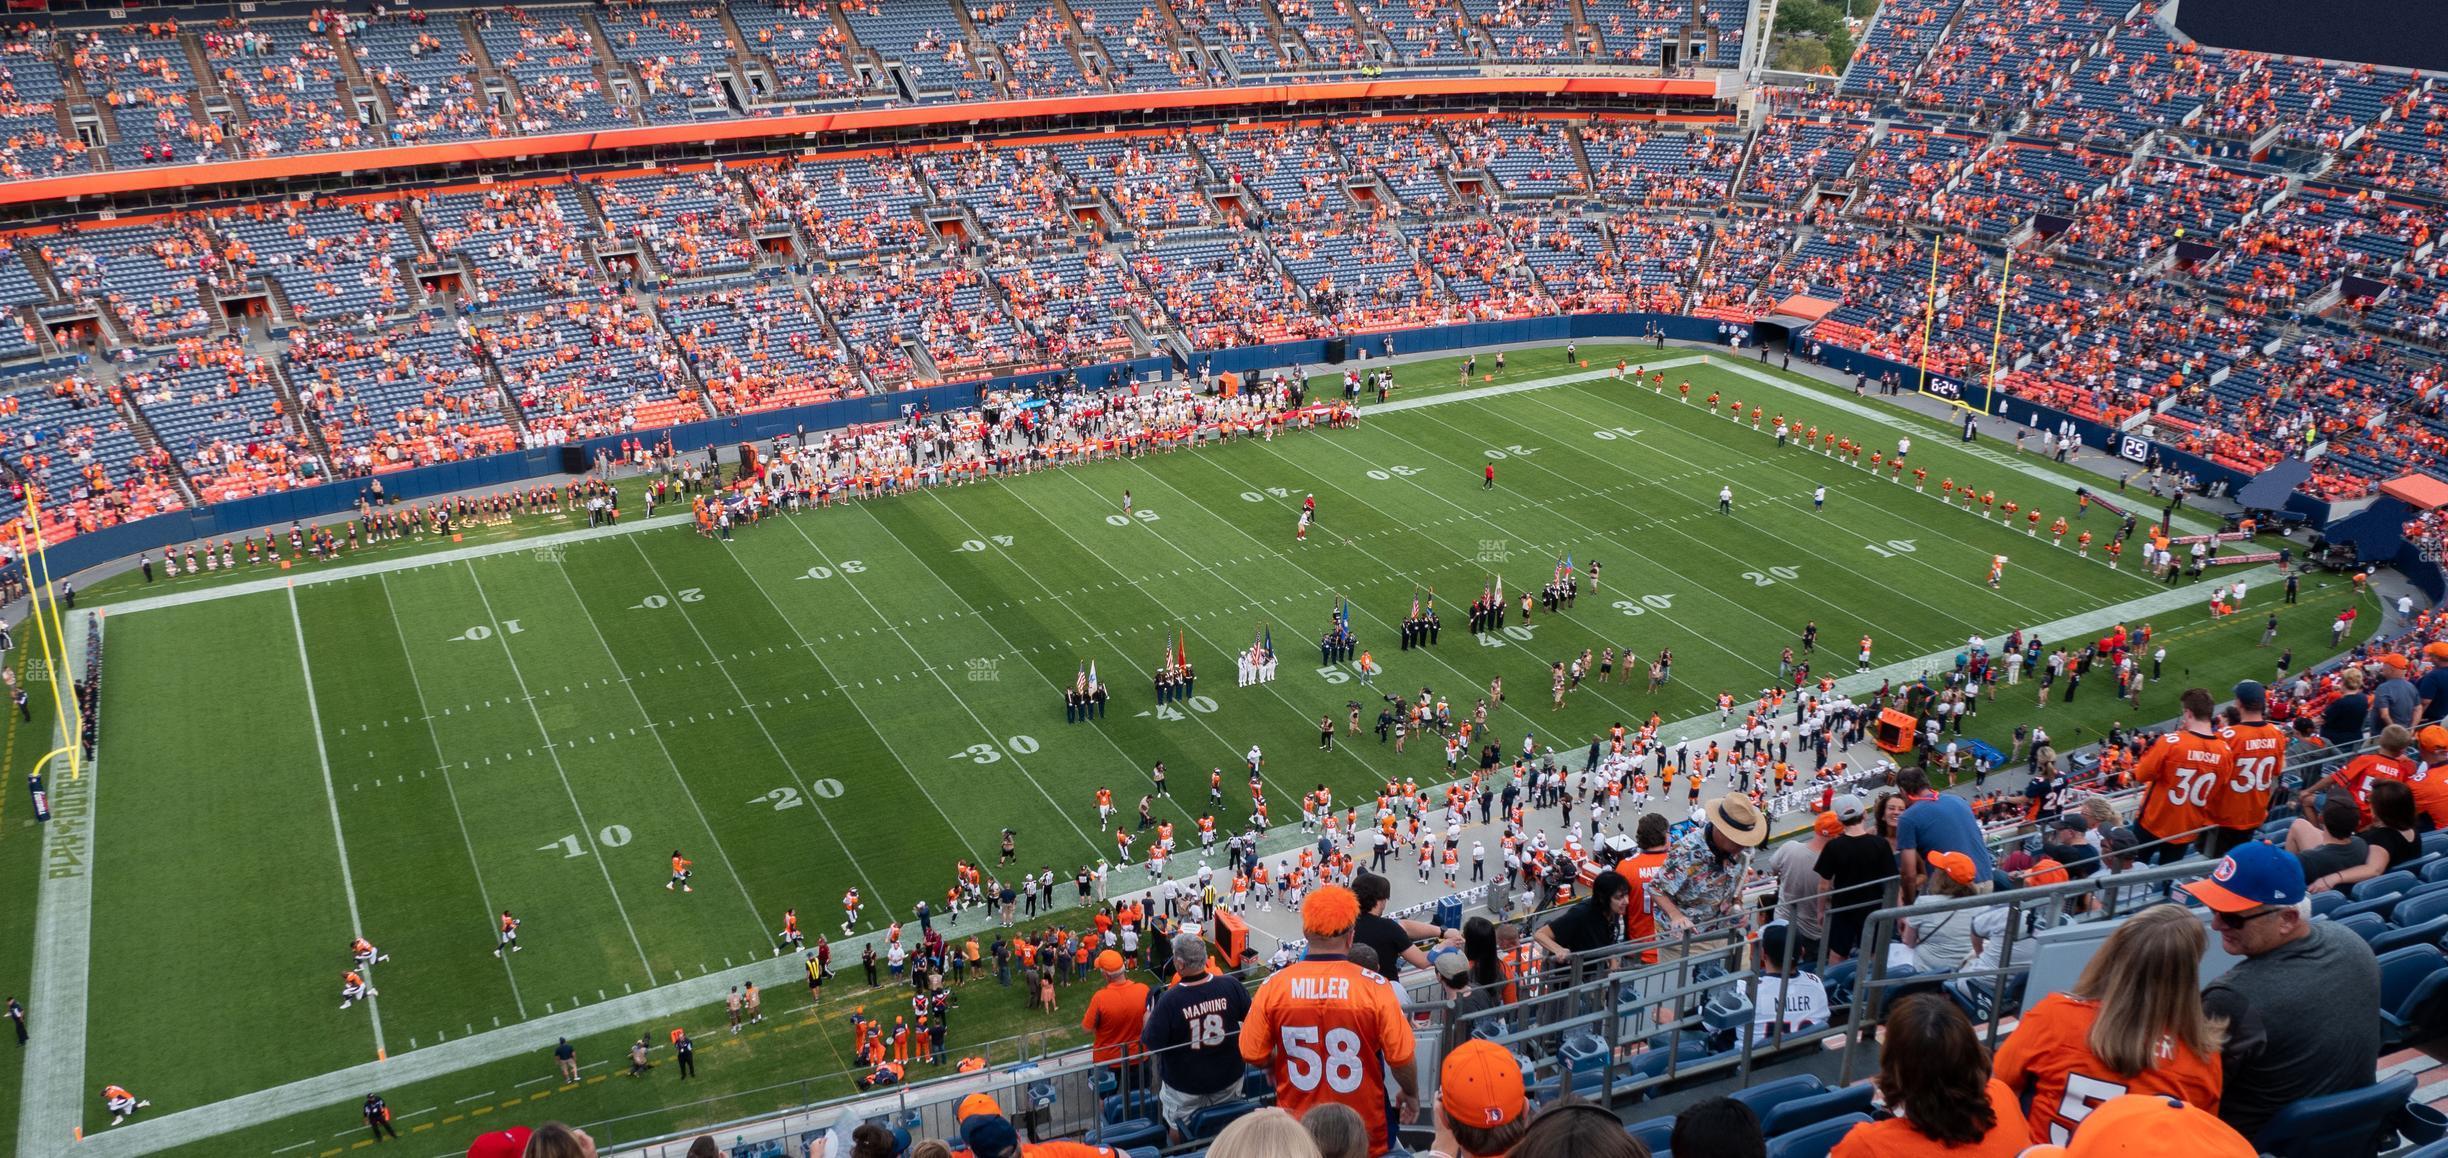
[
  {"x1": 287, "y1": 585, "x2": 387, "y2": 1061},
  {"x1": 1007, "y1": 471, "x2": 1385, "y2": 801},
  {"x1": 461, "y1": 562, "x2": 656, "y2": 979},
  {"x1": 1454, "y1": 395, "x2": 2007, "y2": 635},
  {"x1": 891, "y1": 491, "x2": 1249, "y2": 841},
  {"x1": 380, "y1": 573, "x2": 527, "y2": 1019},
  {"x1": 545, "y1": 558, "x2": 766, "y2": 937},
  {"x1": 714, "y1": 526, "x2": 981, "y2": 889},
  {"x1": 1552, "y1": 386, "x2": 2122, "y2": 610},
  {"x1": 453, "y1": 1091, "x2": 496, "y2": 1105},
  {"x1": 271, "y1": 1141, "x2": 319, "y2": 1153}
]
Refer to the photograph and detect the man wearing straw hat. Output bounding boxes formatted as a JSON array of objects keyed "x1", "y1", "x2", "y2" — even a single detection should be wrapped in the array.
[{"x1": 1648, "y1": 796, "x2": 1767, "y2": 972}]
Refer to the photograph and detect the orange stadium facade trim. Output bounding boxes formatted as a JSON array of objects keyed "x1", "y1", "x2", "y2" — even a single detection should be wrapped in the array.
[{"x1": 0, "y1": 74, "x2": 1719, "y2": 207}]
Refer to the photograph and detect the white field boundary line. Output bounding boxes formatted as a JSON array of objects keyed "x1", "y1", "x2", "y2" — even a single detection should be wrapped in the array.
[
  {"x1": 287, "y1": 584, "x2": 389, "y2": 1060},
  {"x1": 1698, "y1": 357, "x2": 2223, "y2": 537},
  {"x1": 56, "y1": 557, "x2": 2298, "y2": 1158},
  {"x1": 18, "y1": 612, "x2": 97, "y2": 1158},
  {"x1": 88, "y1": 359, "x2": 1709, "y2": 622}
]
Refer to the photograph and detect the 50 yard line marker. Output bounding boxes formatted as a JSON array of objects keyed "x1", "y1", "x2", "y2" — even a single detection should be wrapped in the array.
[{"x1": 287, "y1": 582, "x2": 387, "y2": 1061}]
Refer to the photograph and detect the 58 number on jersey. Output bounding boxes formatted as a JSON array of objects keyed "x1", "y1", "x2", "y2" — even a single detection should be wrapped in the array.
[{"x1": 1279, "y1": 1026, "x2": 1365, "y2": 1093}]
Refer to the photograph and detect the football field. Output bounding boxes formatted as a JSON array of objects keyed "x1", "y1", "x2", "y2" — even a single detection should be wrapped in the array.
[{"x1": 55, "y1": 351, "x2": 2358, "y2": 1148}]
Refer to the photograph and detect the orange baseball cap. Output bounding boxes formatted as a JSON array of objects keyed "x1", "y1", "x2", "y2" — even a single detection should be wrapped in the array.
[
  {"x1": 2020, "y1": 1094, "x2": 2252, "y2": 1158},
  {"x1": 2419, "y1": 725, "x2": 2448, "y2": 752},
  {"x1": 1438, "y1": 1039, "x2": 1527, "y2": 1128},
  {"x1": 1813, "y1": 812, "x2": 1844, "y2": 838},
  {"x1": 2425, "y1": 641, "x2": 2448, "y2": 662},
  {"x1": 1095, "y1": 950, "x2": 1125, "y2": 973},
  {"x1": 1302, "y1": 885, "x2": 1360, "y2": 936},
  {"x1": 958, "y1": 1093, "x2": 1004, "y2": 1121},
  {"x1": 1927, "y1": 850, "x2": 1977, "y2": 884}
]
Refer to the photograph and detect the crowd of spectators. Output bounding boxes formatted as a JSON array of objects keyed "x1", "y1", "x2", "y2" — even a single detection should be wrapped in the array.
[{"x1": 2, "y1": 0, "x2": 2447, "y2": 549}]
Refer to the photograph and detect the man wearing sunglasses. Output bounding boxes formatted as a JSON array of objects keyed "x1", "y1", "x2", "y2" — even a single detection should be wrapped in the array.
[{"x1": 2183, "y1": 840, "x2": 2380, "y2": 1138}]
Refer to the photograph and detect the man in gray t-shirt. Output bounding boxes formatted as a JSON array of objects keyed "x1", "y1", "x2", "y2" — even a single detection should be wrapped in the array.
[
  {"x1": 1769, "y1": 818, "x2": 1834, "y2": 963},
  {"x1": 2185, "y1": 842, "x2": 2381, "y2": 1139}
]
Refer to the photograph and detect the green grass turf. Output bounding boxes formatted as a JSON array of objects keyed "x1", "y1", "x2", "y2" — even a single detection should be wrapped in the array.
[{"x1": 73, "y1": 353, "x2": 2368, "y2": 1149}]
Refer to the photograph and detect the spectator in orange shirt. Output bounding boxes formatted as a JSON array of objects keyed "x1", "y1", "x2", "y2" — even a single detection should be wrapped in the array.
[
  {"x1": 1081, "y1": 950, "x2": 1150, "y2": 1066},
  {"x1": 1993, "y1": 906, "x2": 2225, "y2": 1145},
  {"x1": 2130, "y1": 689, "x2": 2234, "y2": 862}
]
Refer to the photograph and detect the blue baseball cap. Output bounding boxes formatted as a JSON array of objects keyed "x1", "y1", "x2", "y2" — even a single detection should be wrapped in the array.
[{"x1": 2182, "y1": 841, "x2": 2304, "y2": 913}]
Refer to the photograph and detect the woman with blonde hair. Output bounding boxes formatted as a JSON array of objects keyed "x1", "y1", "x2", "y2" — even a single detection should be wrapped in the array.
[
  {"x1": 1993, "y1": 904, "x2": 2224, "y2": 1144},
  {"x1": 1208, "y1": 1107, "x2": 1323, "y2": 1158}
]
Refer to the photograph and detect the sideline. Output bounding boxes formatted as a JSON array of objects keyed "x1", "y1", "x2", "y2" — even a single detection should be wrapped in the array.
[
  {"x1": 18, "y1": 622, "x2": 97, "y2": 1157},
  {"x1": 1697, "y1": 357, "x2": 2222, "y2": 536}
]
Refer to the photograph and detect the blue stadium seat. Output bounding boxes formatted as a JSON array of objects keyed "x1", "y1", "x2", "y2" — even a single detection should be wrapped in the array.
[
  {"x1": 2376, "y1": 947, "x2": 2448, "y2": 1047},
  {"x1": 1757, "y1": 1085, "x2": 1877, "y2": 1138},
  {"x1": 2396, "y1": 888, "x2": 2448, "y2": 929},
  {"x1": 2252, "y1": 1073, "x2": 2415, "y2": 1158},
  {"x1": 1101, "y1": 1090, "x2": 1157, "y2": 1123},
  {"x1": 2421, "y1": 830, "x2": 2448, "y2": 859},
  {"x1": 1186, "y1": 1100, "x2": 1261, "y2": 1141},
  {"x1": 1627, "y1": 1116, "x2": 1677, "y2": 1155},
  {"x1": 1763, "y1": 1113, "x2": 1870, "y2": 1158},
  {"x1": 2420, "y1": 858, "x2": 2448, "y2": 885},
  {"x1": 2333, "y1": 911, "x2": 2390, "y2": 946},
  {"x1": 2371, "y1": 916, "x2": 2448, "y2": 957},
  {"x1": 2334, "y1": 893, "x2": 2408, "y2": 923},
  {"x1": 1728, "y1": 1074, "x2": 1828, "y2": 1122},
  {"x1": 2356, "y1": 871, "x2": 2419, "y2": 902},
  {"x1": 1239, "y1": 1067, "x2": 1273, "y2": 1100},
  {"x1": 1090, "y1": 1118, "x2": 1167, "y2": 1152},
  {"x1": 2313, "y1": 891, "x2": 2353, "y2": 919}
]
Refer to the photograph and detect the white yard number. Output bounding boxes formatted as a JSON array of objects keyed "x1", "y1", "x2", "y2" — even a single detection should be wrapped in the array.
[
  {"x1": 756, "y1": 787, "x2": 804, "y2": 810},
  {"x1": 952, "y1": 736, "x2": 1040, "y2": 763},
  {"x1": 1862, "y1": 539, "x2": 1919, "y2": 558},
  {"x1": 1318, "y1": 664, "x2": 1350, "y2": 684},
  {"x1": 1484, "y1": 445, "x2": 1538, "y2": 459},
  {"x1": 1611, "y1": 594, "x2": 1676, "y2": 616},
  {"x1": 1478, "y1": 624, "x2": 1535, "y2": 648},
  {"x1": 812, "y1": 777, "x2": 845, "y2": 798},
  {"x1": 1106, "y1": 509, "x2": 1162, "y2": 526},
  {"x1": 1280, "y1": 1026, "x2": 1365, "y2": 1093},
  {"x1": 1147, "y1": 697, "x2": 1218, "y2": 722},
  {"x1": 540, "y1": 824, "x2": 632, "y2": 858},
  {"x1": 1741, "y1": 566, "x2": 1802, "y2": 586},
  {"x1": 456, "y1": 620, "x2": 522, "y2": 641},
  {"x1": 1591, "y1": 426, "x2": 1641, "y2": 441},
  {"x1": 955, "y1": 536, "x2": 1016, "y2": 552},
  {"x1": 1364, "y1": 466, "x2": 1422, "y2": 480},
  {"x1": 797, "y1": 561, "x2": 866, "y2": 580},
  {"x1": 1240, "y1": 489, "x2": 1292, "y2": 502},
  {"x1": 634, "y1": 588, "x2": 705, "y2": 610}
]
